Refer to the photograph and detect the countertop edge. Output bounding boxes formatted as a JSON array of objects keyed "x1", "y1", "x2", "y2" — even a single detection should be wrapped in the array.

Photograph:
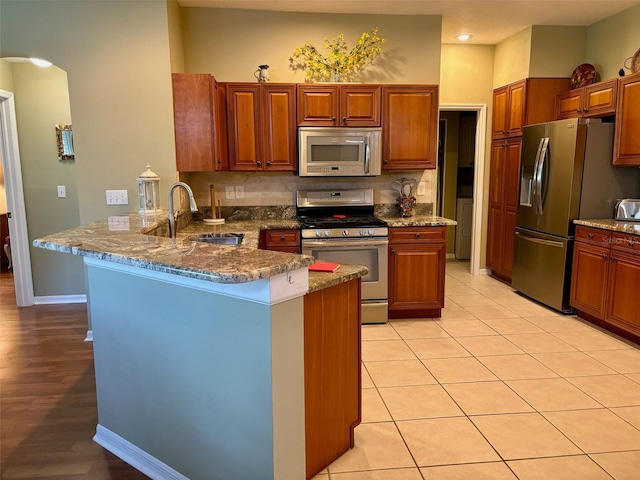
[{"x1": 574, "y1": 219, "x2": 640, "y2": 236}]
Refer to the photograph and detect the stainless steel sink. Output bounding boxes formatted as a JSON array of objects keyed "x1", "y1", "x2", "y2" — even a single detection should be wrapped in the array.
[{"x1": 194, "y1": 233, "x2": 244, "y2": 245}]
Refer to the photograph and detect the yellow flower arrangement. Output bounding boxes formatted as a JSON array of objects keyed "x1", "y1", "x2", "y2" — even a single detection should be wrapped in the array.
[{"x1": 290, "y1": 28, "x2": 386, "y2": 82}]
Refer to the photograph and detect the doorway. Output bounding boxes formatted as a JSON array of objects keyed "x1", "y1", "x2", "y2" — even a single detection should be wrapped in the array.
[
  {"x1": 0, "y1": 89, "x2": 34, "y2": 306},
  {"x1": 438, "y1": 104, "x2": 487, "y2": 276}
]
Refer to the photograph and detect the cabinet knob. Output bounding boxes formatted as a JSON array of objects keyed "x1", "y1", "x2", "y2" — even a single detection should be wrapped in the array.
[
  {"x1": 342, "y1": 117, "x2": 347, "y2": 124},
  {"x1": 383, "y1": 160, "x2": 389, "y2": 164},
  {"x1": 629, "y1": 241, "x2": 634, "y2": 247},
  {"x1": 280, "y1": 236, "x2": 285, "y2": 241},
  {"x1": 577, "y1": 109, "x2": 582, "y2": 113},
  {"x1": 332, "y1": 117, "x2": 337, "y2": 124},
  {"x1": 415, "y1": 233, "x2": 421, "y2": 238},
  {"x1": 587, "y1": 233, "x2": 594, "y2": 238},
  {"x1": 391, "y1": 249, "x2": 395, "y2": 254},
  {"x1": 266, "y1": 161, "x2": 271, "y2": 167},
  {"x1": 602, "y1": 255, "x2": 608, "y2": 259},
  {"x1": 584, "y1": 108, "x2": 589, "y2": 113}
]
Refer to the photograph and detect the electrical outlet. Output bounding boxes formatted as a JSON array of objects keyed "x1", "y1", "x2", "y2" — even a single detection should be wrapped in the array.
[
  {"x1": 106, "y1": 189, "x2": 128, "y2": 205},
  {"x1": 417, "y1": 182, "x2": 426, "y2": 196},
  {"x1": 57, "y1": 185, "x2": 66, "y2": 198},
  {"x1": 225, "y1": 186, "x2": 235, "y2": 200},
  {"x1": 235, "y1": 185, "x2": 245, "y2": 199}
]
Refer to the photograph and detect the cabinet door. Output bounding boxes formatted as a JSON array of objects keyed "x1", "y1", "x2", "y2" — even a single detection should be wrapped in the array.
[
  {"x1": 507, "y1": 80, "x2": 526, "y2": 137},
  {"x1": 570, "y1": 242, "x2": 609, "y2": 319},
  {"x1": 297, "y1": 85, "x2": 339, "y2": 126},
  {"x1": 389, "y1": 243, "x2": 445, "y2": 310},
  {"x1": 491, "y1": 86, "x2": 509, "y2": 139},
  {"x1": 261, "y1": 85, "x2": 297, "y2": 172},
  {"x1": 486, "y1": 206, "x2": 503, "y2": 272},
  {"x1": 227, "y1": 84, "x2": 261, "y2": 171},
  {"x1": 304, "y1": 279, "x2": 360, "y2": 478},
  {"x1": 504, "y1": 138, "x2": 522, "y2": 210},
  {"x1": 381, "y1": 85, "x2": 439, "y2": 170},
  {"x1": 555, "y1": 89, "x2": 583, "y2": 120},
  {"x1": 583, "y1": 79, "x2": 617, "y2": 118},
  {"x1": 606, "y1": 251, "x2": 640, "y2": 330},
  {"x1": 172, "y1": 74, "x2": 215, "y2": 172},
  {"x1": 339, "y1": 86, "x2": 381, "y2": 126},
  {"x1": 613, "y1": 73, "x2": 640, "y2": 166}
]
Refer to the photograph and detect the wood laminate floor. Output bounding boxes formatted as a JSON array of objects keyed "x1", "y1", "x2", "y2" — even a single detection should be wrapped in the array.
[{"x1": 0, "y1": 269, "x2": 147, "y2": 479}]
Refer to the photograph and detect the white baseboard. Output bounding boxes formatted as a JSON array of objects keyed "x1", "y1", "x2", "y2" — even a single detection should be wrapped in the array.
[
  {"x1": 34, "y1": 294, "x2": 87, "y2": 305},
  {"x1": 478, "y1": 268, "x2": 490, "y2": 275},
  {"x1": 94, "y1": 424, "x2": 188, "y2": 480},
  {"x1": 446, "y1": 253, "x2": 456, "y2": 259},
  {"x1": 85, "y1": 330, "x2": 93, "y2": 342}
]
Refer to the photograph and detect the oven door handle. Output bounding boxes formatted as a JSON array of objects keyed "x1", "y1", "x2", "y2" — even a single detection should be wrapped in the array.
[{"x1": 302, "y1": 239, "x2": 389, "y2": 248}]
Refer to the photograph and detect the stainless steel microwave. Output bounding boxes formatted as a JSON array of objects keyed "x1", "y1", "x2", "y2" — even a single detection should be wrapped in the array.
[{"x1": 298, "y1": 127, "x2": 382, "y2": 177}]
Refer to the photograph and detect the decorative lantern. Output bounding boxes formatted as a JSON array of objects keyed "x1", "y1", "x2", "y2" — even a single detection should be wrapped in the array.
[{"x1": 137, "y1": 164, "x2": 162, "y2": 215}]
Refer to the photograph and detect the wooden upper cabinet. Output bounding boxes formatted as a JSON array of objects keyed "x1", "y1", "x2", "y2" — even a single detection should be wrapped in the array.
[
  {"x1": 297, "y1": 85, "x2": 380, "y2": 126},
  {"x1": 227, "y1": 84, "x2": 261, "y2": 171},
  {"x1": 297, "y1": 85, "x2": 339, "y2": 125},
  {"x1": 493, "y1": 78, "x2": 571, "y2": 139},
  {"x1": 340, "y1": 86, "x2": 381, "y2": 126},
  {"x1": 381, "y1": 85, "x2": 439, "y2": 170},
  {"x1": 227, "y1": 83, "x2": 297, "y2": 172},
  {"x1": 261, "y1": 85, "x2": 297, "y2": 171},
  {"x1": 172, "y1": 73, "x2": 215, "y2": 172},
  {"x1": 555, "y1": 79, "x2": 617, "y2": 120},
  {"x1": 613, "y1": 73, "x2": 640, "y2": 166},
  {"x1": 492, "y1": 80, "x2": 526, "y2": 139}
]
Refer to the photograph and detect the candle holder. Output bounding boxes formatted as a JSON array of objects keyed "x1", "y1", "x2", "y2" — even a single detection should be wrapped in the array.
[{"x1": 137, "y1": 164, "x2": 162, "y2": 215}]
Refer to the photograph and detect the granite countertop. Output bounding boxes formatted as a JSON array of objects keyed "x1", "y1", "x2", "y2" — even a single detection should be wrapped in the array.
[
  {"x1": 575, "y1": 219, "x2": 640, "y2": 236},
  {"x1": 33, "y1": 213, "x2": 314, "y2": 284},
  {"x1": 380, "y1": 215, "x2": 457, "y2": 227}
]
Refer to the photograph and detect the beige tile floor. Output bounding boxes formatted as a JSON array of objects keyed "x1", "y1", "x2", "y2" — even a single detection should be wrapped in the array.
[{"x1": 313, "y1": 260, "x2": 640, "y2": 480}]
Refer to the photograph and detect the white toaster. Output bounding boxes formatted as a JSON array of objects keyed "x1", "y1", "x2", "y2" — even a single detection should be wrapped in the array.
[{"x1": 615, "y1": 199, "x2": 640, "y2": 221}]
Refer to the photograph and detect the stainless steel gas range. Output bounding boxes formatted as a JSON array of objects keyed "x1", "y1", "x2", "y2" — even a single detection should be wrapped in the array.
[{"x1": 297, "y1": 188, "x2": 388, "y2": 324}]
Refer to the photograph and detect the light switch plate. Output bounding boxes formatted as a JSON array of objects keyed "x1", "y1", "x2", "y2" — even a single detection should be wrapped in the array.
[
  {"x1": 225, "y1": 186, "x2": 235, "y2": 200},
  {"x1": 57, "y1": 185, "x2": 66, "y2": 198},
  {"x1": 106, "y1": 189, "x2": 128, "y2": 205},
  {"x1": 235, "y1": 185, "x2": 244, "y2": 199}
]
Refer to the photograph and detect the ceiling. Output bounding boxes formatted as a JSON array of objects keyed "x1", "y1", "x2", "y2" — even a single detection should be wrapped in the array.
[{"x1": 178, "y1": 0, "x2": 640, "y2": 45}]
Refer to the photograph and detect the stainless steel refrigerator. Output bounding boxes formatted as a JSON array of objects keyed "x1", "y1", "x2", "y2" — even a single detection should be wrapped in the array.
[{"x1": 512, "y1": 119, "x2": 639, "y2": 313}]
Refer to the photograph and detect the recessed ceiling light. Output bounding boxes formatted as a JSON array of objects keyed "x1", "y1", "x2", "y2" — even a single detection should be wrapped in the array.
[
  {"x1": 455, "y1": 34, "x2": 473, "y2": 41},
  {"x1": 30, "y1": 58, "x2": 52, "y2": 67}
]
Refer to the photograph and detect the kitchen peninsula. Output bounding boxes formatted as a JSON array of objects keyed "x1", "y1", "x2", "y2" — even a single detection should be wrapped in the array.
[{"x1": 34, "y1": 213, "x2": 367, "y2": 480}]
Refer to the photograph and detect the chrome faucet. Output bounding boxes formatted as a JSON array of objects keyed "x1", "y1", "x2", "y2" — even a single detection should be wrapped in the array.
[{"x1": 168, "y1": 182, "x2": 198, "y2": 239}]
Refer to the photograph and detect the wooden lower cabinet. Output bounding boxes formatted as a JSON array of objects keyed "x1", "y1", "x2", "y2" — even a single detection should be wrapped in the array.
[
  {"x1": 304, "y1": 279, "x2": 361, "y2": 479},
  {"x1": 607, "y1": 250, "x2": 640, "y2": 332},
  {"x1": 388, "y1": 226, "x2": 446, "y2": 318},
  {"x1": 570, "y1": 225, "x2": 640, "y2": 342},
  {"x1": 258, "y1": 228, "x2": 301, "y2": 254}
]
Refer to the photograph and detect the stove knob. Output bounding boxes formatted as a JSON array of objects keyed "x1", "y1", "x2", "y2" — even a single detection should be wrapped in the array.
[
  {"x1": 315, "y1": 231, "x2": 321, "y2": 238},
  {"x1": 369, "y1": 229, "x2": 375, "y2": 235},
  {"x1": 324, "y1": 230, "x2": 330, "y2": 237},
  {"x1": 342, "y1": 230, "x2": 348, "y2": 237},
  {"x1": 359, "y1": 229, "x2": 366, "y2": 236}
]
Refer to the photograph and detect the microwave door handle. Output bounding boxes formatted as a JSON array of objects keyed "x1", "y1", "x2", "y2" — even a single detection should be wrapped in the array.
[{"x1": 364, "y1": 136, "x2": 370, "y2": 175}]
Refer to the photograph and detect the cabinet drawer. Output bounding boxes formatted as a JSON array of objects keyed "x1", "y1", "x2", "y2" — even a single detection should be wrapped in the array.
[
  {"x1": 263, "y1": 229, "x2": 301, "y2": 247},
  {"x1": 389, "y1": 226, "x2": 446, "y2": 244},
  {"x1": 575, "y1": 225, "x2": 611, "y2": 247},
  {"x1": 612, "y1": 233, "x2": 640, "y2": 254}
]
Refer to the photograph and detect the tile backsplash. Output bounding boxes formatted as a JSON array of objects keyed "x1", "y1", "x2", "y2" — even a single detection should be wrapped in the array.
[{"x1": 179, "y1": 170, "x2": 435, "y2": 209}]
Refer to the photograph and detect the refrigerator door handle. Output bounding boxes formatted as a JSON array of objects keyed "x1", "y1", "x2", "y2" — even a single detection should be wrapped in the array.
[
  {"x1": 515, "y1": 231, "x2": 564, "y2": 248},
  {"x1": 535, "y1": 137, "x2": 549, "y2": 215},
  {"x1": 531, "y1": 138, "x2": 545, "y2": 214}
]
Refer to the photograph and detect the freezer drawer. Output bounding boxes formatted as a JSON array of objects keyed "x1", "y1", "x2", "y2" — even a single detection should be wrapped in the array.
[{"x1": 512, "y1": 228, "x2": 573, "y2": 313}]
